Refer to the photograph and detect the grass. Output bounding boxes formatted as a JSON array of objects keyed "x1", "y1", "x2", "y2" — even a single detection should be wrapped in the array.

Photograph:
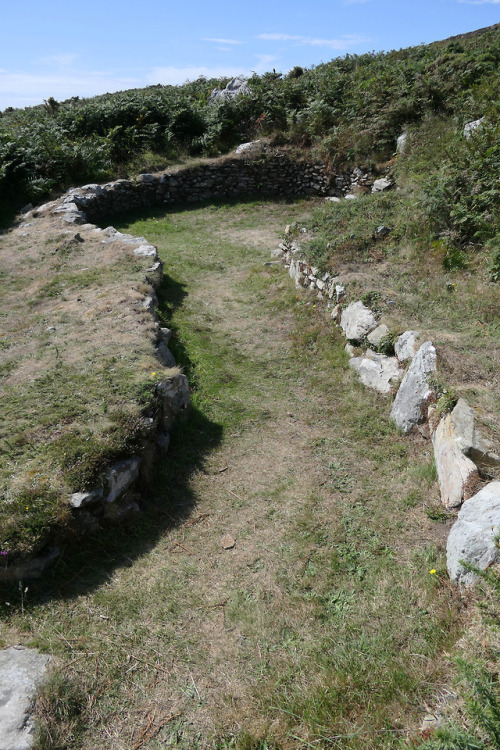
[
  {"x1": 0, "y1": 212, "x2": 168, "y2": 559},
  {"x1": 0, "y1": 196, "x2": 481, "y2": 749}
]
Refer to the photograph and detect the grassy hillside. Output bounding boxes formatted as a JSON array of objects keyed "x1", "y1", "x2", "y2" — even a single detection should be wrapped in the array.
[{"x1": 1, "y1": 24, "x2": 499, "y2": 209}]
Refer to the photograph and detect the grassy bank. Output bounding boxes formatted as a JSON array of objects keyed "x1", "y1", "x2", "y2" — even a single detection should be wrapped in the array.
[{"x1": 0, "y1": 213, "x2": 165, "y2": 560}]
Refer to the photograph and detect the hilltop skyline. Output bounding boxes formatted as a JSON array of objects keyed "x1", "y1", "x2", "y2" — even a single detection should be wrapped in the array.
[{"x1": 1, "y1": 0, "x2": 499, "y2": 110}]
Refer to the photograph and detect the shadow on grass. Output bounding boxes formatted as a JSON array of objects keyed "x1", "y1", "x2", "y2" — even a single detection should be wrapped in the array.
[
  {"x1": 48, "y1": 405, "x2": 220, "y2": 599},
  {"x1": 0, "y1": 203, "x2": 20, "y2": 232},
  {"x1": 0, "y1": 412, "x2": 222, "y2": 610}
]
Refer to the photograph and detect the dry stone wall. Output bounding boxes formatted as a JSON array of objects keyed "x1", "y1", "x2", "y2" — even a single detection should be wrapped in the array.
[
  {"x1": 14, "y1": 149, "x2": 500, "y2": 585},
  {"x1": 68, "y1": 153, "x2": 352, "y2": 223},
  {"x1": 275, "y1": 232, "x2": 500, "y2": 586},
  {"x1": 11, "y1": 148, "x2": 354, "y2": 582}
]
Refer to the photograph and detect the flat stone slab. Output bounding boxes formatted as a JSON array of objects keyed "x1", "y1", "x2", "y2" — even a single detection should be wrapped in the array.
[
  {"x1": 340, "y1": 301, "x2": 377, "y2": 343},
  {"x1": 390, "y1": 341, "x2": 436, "y2": 433},
  {"x1": 0, "y1": 646, "x2": 51, "y2": 750},
  {"x1": 447, "y1": 482, "x2": 500, "y2": 586},
  {"x1": 350, "y1": 352, "x2": 402, "y2": 394}
]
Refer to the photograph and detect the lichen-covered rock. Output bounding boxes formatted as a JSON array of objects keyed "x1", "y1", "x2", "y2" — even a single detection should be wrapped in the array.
[
  {"x1": 235, "y1": 140, "x2": 263, "y2": 155},
  {"x1": 209, "y1": 75, "x2": 249, "y2": 103},
  {"x1": 451, "y1": 398, "x2": 500, "y2": 469},
  {"x1": 395, "y1": 330, "x2": 420, "y2": 362},
  {"x1": 447, "y1": 482, "x2": 500, "y2": 585},
  {"x1": 367, "y1": 324, "x2": 390, "y2": 349},
  {"x1": 340, "y1": 301, "x2": 377, "y2": 342},
  {"x1": 106, "y1": 456, "x2": 141, "y2": 503},
  {"x1": 145, "y1": 260, "x2": 164, "y2": 290},
  {"x1": 463, "y1": 117, "x2": 485, "y2": 139},
  {"x1": 157, "y1": 374, "x2": 191, "y2": 431},
  {"x1": 371, "y1": 178, "x2": 392, "y2": 193},
  {"x1": 396, "y1": 132, "x2": 409, "y2": 154},
  {"x1": 133, "y1": 244, "x2": 158, "y2": 258},
  {"x1": 70, "y1": 488, "x2": 103, "y2": 509},
  {"x1": 390, "y1": 341, "x2": 436, "y2": 432},
  {"x1": 349, "y1": 352, "x2": 402, "y2": 394},
  {"x1": 431, "y1": 409, "x2": 480, "y2": 509},
  {"x1": 0, "y1": 547, "x2": 61, "y2": 582},
  {"x1": 156, "y1": 341, "x2": 176, "y2": 368},
  {"x1": 0, "y1": 646, "x2": 51, "y2": 750}
]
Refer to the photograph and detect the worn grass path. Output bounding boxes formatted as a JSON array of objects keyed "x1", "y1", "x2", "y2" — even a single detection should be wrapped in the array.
[{"x1": 4, "y1": 198, "x2": 464, "y2": 750}]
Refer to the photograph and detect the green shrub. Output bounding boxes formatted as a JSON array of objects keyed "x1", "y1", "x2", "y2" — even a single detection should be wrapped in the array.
[{"x1": 486, "y1": 237, "x2": 500, "y2": 282}]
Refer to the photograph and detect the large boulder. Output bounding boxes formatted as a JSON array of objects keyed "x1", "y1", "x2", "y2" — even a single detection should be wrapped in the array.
[
  {"x1": 447, "y1": 482, "x2": 500, "y2": 586},
  {"x1": 209, "y1": 76, "x2": 249, "y2": 103},
  {"x1": 431, "y1": 406, "x2": 480, "y2": 509},
  {"x1": 0, "y1": 646, "x2": 51, "y2": 750},
  {"x1": 349, "y1": 351, "x2": 402, "y2": 394},
  {"x1": 340, "y1": 301, "x2": 377, "y2": 343},
  {"x1": 390, "y1": 341, "x2": 437, "y2": 433}
]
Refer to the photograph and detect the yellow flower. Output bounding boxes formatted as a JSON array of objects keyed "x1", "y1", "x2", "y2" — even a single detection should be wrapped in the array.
[
  {"x1": 429, "y1": 569, "x2": 436, "y2": 575},
  {"x1": 151, "y1": 372, "x2": 156, "y2": 377}
]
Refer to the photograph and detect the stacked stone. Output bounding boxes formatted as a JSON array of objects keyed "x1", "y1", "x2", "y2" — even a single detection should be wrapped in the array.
[
  {"x1": 51, "y1": 156, "x2": 355, "y2": 223},
  {"x1": 275, "y1": 232, "x2": 500, "y2": 587}
]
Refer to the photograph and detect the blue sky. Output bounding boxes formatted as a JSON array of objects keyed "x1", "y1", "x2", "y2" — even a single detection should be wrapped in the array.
[{"x1": 0, "y1": 0, "x2": 498, "y2": 110}]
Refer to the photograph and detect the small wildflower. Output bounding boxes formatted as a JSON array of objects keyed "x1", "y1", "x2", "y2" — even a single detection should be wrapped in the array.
[
  {"x1": 429, "y1": 569, "x2": 436, "y2": 575},
  {"x1": 0, "y1": 551, "x2": 7, "y2": 557},
  {"x1": 25, "y1": 506, "x2": 29, "y2": 511},
  {"x1": 151, "y1": 372, "x2": 156, "y2": 377}
]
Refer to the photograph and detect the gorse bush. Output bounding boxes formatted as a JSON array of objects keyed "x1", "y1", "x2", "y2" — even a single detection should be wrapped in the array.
[{"x1": 421, "y1": 120, "x2": 500, "y2": 247}]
